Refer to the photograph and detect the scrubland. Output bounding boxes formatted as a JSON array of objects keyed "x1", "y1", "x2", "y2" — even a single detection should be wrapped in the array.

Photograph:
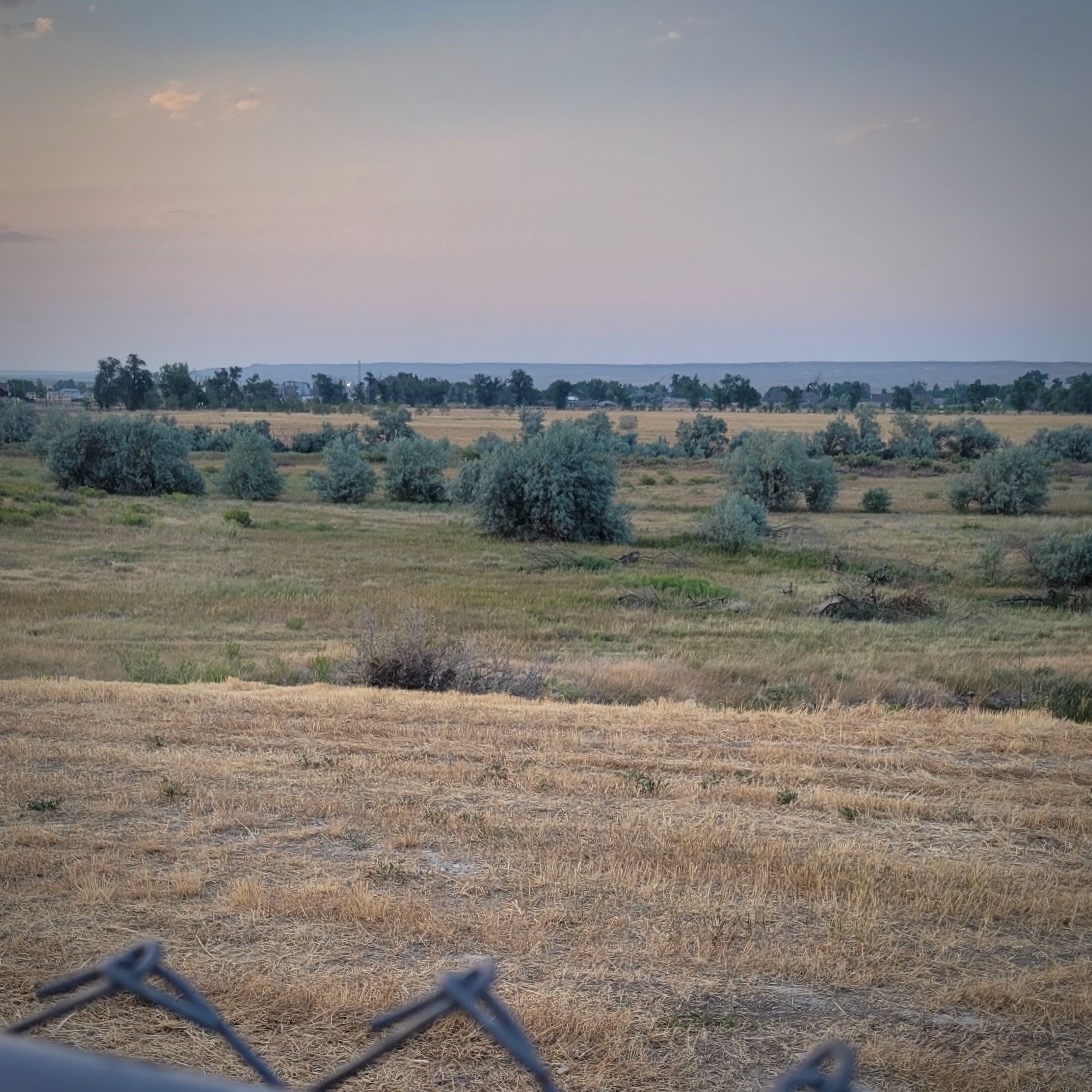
[{"x1": 1, "y1": 408, "x2": 1090, "y2": 1090}]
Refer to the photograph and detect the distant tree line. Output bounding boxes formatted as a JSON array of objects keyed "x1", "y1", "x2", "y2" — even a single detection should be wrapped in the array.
[{"x1": 5, "y1": 358, "x2": 1092, "y2": 416}]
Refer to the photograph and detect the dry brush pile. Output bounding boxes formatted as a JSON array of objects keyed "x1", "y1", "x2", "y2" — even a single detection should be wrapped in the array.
[{"x1": 2, "y1": 679, "x2": 1090, "y2": 1091}]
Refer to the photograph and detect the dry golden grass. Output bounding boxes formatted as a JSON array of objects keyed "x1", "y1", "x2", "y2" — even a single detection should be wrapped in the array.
[
  {"x1": 173, "y1": 406, "x2": 1092, "y2": 446},
  {"x1": 2, "y1": 680, "x2": 1090, "y2": 1091}
]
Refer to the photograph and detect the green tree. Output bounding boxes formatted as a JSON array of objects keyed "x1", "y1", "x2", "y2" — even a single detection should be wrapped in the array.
[
  {"x1": 218, "y1": 430, "x2": 284, "y2": 500},
  {"x1": 204, "y1": 367, "x2": 244, "y2": 409},
  {"x1": 384, "y1": 437, "x2": 448, "y2": 502},
  {"x1": 117, "y1": 354, "x2": 157, "y2": 410},
  {"x1": 157, "y1": 362, "x2": 205, "y2": 409},
  {"x1": 92, "y1": 356, "x2": 122, "y2": 408},
  {"x1": 507, "y1": 368, "x2": 537, "y2": 406},
  {"x1": 470, "y1": 373, "x2": 503, "y2": 407},
  {"x1": 309, "y1": 435, "x2": 377, "y2": 503},
  {"x1": 546, "y1": 379, "x2": 574, "y2": 410},
  {"x1": 312, "y1": 372, "x2": 348, "y2": 405}
]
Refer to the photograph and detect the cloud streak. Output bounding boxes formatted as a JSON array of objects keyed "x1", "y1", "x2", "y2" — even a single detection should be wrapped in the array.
[
  {"x1": 834, "y1": 116, "x2": 930, "y2": 147},
  {"x1": 231, "y1": 89, "x2": 265, "y2": 114},
  {"x1": 149, "y1": 81, "x2": 202, "y2": 120},
  {"x1": 0, "y1": 224, "x2": 49, "y2": 243}
]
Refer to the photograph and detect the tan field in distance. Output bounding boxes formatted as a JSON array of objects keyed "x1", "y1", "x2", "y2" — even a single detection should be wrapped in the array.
[
  {"x1": 170, "y1": 406, "x2": 1092, "y2": 446},
  {"x1": 2, "y1": 678, "x2": 1090, "y2": 1092}
]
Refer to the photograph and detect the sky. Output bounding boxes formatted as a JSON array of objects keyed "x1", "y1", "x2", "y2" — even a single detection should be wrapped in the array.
[{"x1": 1, "y1": 0, "x2": 1091, "y2": 374}]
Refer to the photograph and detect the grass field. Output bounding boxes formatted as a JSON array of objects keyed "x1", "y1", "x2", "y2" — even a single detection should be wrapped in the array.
[
  {"x1": 1, "y1": 409, "x2": 1090, "y2": 1090},
  {"x1": 2, "y1": 679, "x2": 1090, "y2": 1091}
]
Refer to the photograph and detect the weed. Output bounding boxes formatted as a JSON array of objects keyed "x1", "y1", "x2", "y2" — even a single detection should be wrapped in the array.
[
  {"x1": 667, "y1": 1011, "x2": 736, "y2": 1031},
  {"x1": 839, "y1": 805, "x2": 861, "y2": 821},
  {"x1": 484, "y1": 761, "x2": 509, "y2": 781},
  {"x1": 976, "y1": 540, "x2": 1006, "y2": 586},
  {"x1": 639, "y1": 474, "x2": 657, "y2": 486},
  {"x1": 308, "y1": 655, "x2": 335, "y2": 683},
  {"x1": 26, "y1": 795, "x2": 62, "y2": 813},
  {"x1": 113, "y1": 503, "x2": 157, "y2": 527},
  {"x1": 345, "y1": 831, "x2": 371, "y2": 851},
  {"x1": 621, "y1": 769, "x2": 662, "y2": 796},
  {"x1": 367, "y1": 858, "x2": 408, "y2": 883},
  {"x1": 776, "y1": 789, "x2": 799, "y2": 806},
  {"x1": 223, "y1": 508, "x2": 253, "y2": 528},
  {"x1": 699, "y1": 773, "x2": 723, "y2": 790},
  {"x1": 300, "y1": 753, "x2": 338, "y2": 769},
  {"x1": 285, "y1": 616, "x2": 305, "y2": 631},
  {"x1": 159, "y1": 778, "x2": 189, "y2": 802},
  {"x1": 149, "y1": 734, "x2": 165, "y2": 750}
]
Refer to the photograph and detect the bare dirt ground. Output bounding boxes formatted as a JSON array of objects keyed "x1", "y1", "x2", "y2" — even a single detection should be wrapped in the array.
[{"x1": 2, "y1": 679, "x2": 1089, "y2": 1091}]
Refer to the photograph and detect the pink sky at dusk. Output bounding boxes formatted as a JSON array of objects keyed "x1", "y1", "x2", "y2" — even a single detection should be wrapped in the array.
[{"x1": 2, "y1": 1, "x2": 1090, "y2": 374}]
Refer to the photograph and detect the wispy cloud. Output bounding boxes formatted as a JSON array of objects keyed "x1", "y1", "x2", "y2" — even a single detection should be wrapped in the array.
[
  {"x1": 149, "y1": 80, "x2": 202, "y2": 120},
  {"x1": 230, "y1": 89, "x2": 265, "y2": 114},
  {"x1": 834, "y1": 116, "x2": 930, "y2": 147},
  {"x1": 649, "y1": 28, "x2": 682, "y2": 46},
  {"x1": 0, "y1": 14, "x2": 52, "y2": 38},
  {"x1": 0, "y1": 224, "x2": 49, "y2": 243}
]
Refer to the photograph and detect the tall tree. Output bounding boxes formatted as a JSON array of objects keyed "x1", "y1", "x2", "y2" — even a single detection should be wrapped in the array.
[
  {"x1": 157, "y1": 362, "x2": 204, "y2": 409},
  {"x1": 93, "y1": 356, "x2": 122, "y2": 408},
  {"x1": 507, "y1": 368, "x2": 536, "y2": 406}
]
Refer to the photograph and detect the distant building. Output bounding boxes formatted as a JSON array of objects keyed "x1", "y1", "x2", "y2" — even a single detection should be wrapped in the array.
[{"x1": 278, "y1": 380, "x2": 312, "y2": 401}]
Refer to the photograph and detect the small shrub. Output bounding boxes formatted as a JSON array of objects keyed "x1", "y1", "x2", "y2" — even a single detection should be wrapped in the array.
[
  {"x1": 384, "y1": 436, "x2": 448, "y2": 503},
  {"x1": 1026, "y1": 529, "x2": 1092, "y2": 589},
  {"x1": 119, "y1": 503, "x2": 155, "y2": 527},
  {"x1": 223, "y1": 508, "x2": 252, "y2": 527},
  {"x1": 219, "y1": 431, "x2": 284, "y2": 501},
  {"x1": 776, "y1": 789, "x2": 798, "y2": 806},
  {"x1": 285, "y1": 616, "x2": 305, "y2": 631},
  {"x1": 309, "y1": 434, "x2": 377, "y2": 503},
  {"x1": 947, "y1": 447, "x2": 1049, "y2": 515},
  {"x1": 803, "y1": 456, "x2": 840, "y2": 512},
  {"x1": 639, "y1": 474, "x2": 657, "y2": 486},
  {"x1": 976, "y1": 540, "x2": 1006, "y2": 585},
  {"x1": 0, "y1": 399, "x2": 39, "y2": 443},
  {"x1": 860, "y1": 487, "x2": 892, "y2": 513},
  {"x1": 675, "y1": 413, "x2": 729, "y2": 458},
  {"x1": 703, "y1": 493, "x2": 768, "y2": 552},
  {"x1": 839, "y1": 805, "x2": 861, "y2": 821}
]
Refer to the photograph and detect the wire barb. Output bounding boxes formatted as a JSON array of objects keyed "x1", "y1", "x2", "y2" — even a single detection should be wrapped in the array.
[{"x1": 6, "y1": 939, "x2": 284, "y2": 1086}]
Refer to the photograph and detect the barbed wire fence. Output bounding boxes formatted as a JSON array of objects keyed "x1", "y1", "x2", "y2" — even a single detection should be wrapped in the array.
[{"x1": 1, "y1": 940, "x2": 856, "y2": 1092}]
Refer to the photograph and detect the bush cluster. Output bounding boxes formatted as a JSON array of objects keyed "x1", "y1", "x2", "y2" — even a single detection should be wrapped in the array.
[
  {"x1": 725, "y1": 431, "x2": 839, "y2": 512},
  {"x1": 39, "y1": 414, "x2": 204, "y2": 496},
  {"x1": 1025, "y1": 530, "x2": 1092, "y2": 589},
  {"x1": 384, "y1": 436, "x2": 449, "y2": 502}
]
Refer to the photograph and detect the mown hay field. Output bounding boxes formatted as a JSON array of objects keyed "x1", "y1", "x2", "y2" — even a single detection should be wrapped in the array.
[
  {"x1": 171, "y1": 407, "x2": 1092, "y2": 446},
  {"x1": 2, "y1": 679, "x2": 1090, "y2": 1091}
]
